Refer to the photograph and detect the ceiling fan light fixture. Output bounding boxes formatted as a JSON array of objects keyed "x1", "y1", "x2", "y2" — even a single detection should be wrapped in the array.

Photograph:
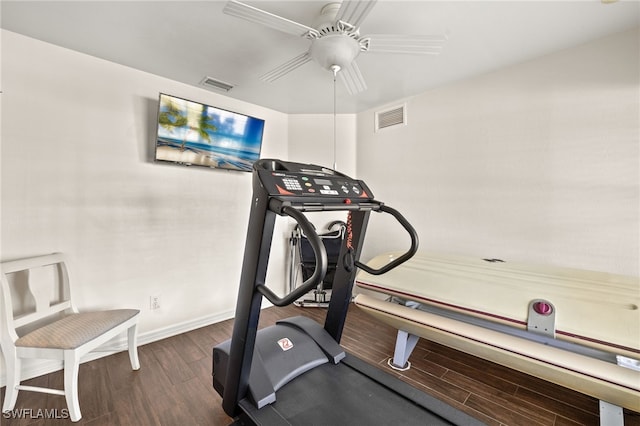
[{"x1": 309, "y1": 34, "x2": 361, "y2": 71}]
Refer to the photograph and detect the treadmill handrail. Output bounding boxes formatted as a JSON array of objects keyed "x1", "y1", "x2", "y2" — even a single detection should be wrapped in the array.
[
  {"x1": 354, "y1": 204, "x2": 419, "y2": 275},
  {"x1": 256, "y1": 205, "x2": 328, "y2": 306}
]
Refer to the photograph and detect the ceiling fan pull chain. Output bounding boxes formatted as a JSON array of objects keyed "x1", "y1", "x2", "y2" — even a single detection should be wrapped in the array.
[{"x1": 331, "y1": 65, "x2": 340, "y2": 171}]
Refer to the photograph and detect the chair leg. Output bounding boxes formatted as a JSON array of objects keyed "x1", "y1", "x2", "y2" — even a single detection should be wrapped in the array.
[
  {"x1": 2, "y1": 350, "x2": 20, "y2": 414},
  {"x1": 127, "y1": 324, "x2": 140, "y2": 370},
  {"x1": 63, "y1": 351, "x2": 82, "y2": 422}
]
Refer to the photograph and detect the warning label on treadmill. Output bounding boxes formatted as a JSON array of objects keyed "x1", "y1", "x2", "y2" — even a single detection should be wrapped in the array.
[{"x1": 277, "y1": 337, "x2": 293, "y2": 351}]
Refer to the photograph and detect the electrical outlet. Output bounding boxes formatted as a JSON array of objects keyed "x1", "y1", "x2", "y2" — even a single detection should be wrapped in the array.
[{"x1": 150, "y1": 295, "x2": 161, "y2": 310}]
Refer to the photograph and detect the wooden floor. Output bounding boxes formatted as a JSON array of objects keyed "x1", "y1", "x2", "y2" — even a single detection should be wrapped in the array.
[{"x1": 2, "y1": 303, "x2": 639, "y2": 425}]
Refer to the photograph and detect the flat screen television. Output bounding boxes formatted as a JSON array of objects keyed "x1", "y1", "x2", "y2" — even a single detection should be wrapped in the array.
[{"x1": 154, "y1": 93, "x2": 265, "y2": 172}]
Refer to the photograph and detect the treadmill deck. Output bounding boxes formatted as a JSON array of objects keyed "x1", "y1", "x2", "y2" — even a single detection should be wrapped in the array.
[{"x1": 237, "y1": 353, "x2": 483, "y2": 425}]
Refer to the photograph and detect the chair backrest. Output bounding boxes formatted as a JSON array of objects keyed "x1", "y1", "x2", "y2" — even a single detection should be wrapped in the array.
[{"x1": 1, "y1": 253, "x2": 74, "y2": 345}]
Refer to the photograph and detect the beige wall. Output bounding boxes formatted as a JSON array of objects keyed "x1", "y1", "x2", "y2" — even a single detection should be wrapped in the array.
[
  {"x1": 356, "y1": 28, "x2": 639, "y2": 276},
  {"x1": 288, "y1": 114, "x2": 357, "y2": 177},
  {"x1": 0, "y1": 30, "x2": 293, "y2": 382}
]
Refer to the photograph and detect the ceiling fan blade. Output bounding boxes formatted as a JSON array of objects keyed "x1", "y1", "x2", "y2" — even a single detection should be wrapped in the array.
[
  {"x1": 338, "y1": 61, "x2": 367, "y2": 95},
  {"x1": 335, "y1": 0, "x2": 378, "y2": 28},
  {"x1": 365, "y1": 34, "x2": 447, "y2": 55},
  {"x1": 260, "y1": 52, "x2": 312, "y2": 82},
  {"x1": 224, "y1": 0, "x2": 317, "y2": 38}
]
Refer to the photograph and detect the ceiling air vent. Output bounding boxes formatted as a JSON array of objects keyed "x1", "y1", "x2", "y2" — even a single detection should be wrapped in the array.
[
  {"x1": 375, "y1": 104, "x2": 407, "y2": 132},
  {"x1": 200, "y1": 76, "x2": 235, "y2": 92}
]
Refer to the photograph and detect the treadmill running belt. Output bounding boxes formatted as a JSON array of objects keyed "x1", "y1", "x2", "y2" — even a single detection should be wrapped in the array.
[{"x1": 238, "y1": 354, "x2": 480, "y2": 425}]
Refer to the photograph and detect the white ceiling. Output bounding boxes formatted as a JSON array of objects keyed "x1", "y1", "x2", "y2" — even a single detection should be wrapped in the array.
[{"x1": 2, "y1": 1, "x2": 638, "y2": 114}]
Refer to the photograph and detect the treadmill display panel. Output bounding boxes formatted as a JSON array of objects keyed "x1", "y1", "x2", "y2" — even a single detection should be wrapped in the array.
[{"x1": 261, "y1": 171, "x2": 373, "y2": 201}]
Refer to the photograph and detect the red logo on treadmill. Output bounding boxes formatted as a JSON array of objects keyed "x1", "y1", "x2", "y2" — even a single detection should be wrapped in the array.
[{"x1": 277, "y1": 337, "x2": 293, "y2": 351}]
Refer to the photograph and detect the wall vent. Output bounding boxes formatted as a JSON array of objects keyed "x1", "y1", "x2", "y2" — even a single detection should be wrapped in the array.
[
  {"x1": 200, "y1": 76, "x2": 235, "y2": 92},
  {"x1": 375, "y1": 104, "x2": 407, "y2": 132}
]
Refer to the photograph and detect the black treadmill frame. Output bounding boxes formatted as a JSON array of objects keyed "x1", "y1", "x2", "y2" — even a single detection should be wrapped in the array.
[{"x1": 219, "y1": 159, "x2": 484, "y2": 425}]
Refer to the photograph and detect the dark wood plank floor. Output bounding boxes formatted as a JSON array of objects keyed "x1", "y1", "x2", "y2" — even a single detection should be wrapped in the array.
[{"x1": 2, "y1": 303, "x2": 639, "y2": 425}]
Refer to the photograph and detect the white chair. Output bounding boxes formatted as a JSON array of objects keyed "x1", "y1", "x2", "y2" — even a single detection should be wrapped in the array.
[{"x1": 1, "y1": 253, "x2": 140, "y2": 422}]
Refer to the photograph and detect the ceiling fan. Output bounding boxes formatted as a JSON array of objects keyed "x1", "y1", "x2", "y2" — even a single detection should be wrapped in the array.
[{"x1": 223, "y1": 0, "x2": 447, "y2": 95}]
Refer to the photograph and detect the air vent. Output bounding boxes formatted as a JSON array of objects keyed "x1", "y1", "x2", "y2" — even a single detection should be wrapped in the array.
[
  {"x1": 375, "y1": 104, "x2": 406, "y2": 132},
  {"x1": 200, "y1": 76, "x2": 234, "y2": 92}
]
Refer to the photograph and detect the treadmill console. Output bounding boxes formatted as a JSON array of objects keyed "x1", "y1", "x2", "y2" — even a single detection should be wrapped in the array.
[{"x1": 255, "y1": 159, "x2": 374, "y2": 202}]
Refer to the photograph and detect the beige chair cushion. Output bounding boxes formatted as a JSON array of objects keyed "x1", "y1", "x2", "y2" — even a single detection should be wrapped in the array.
[{"x1": 16, "y1": 309, "x2": 140, "y2": 350}]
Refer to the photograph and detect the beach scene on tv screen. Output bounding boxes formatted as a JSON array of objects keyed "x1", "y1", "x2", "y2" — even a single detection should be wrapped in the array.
[{"x1": 156, "y1": 94, "x2": 264, "y2": 171}]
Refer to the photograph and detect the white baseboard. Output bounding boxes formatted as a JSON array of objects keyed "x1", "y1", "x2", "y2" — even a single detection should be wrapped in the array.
[{"x1": 0, "y1": 310, "x2": 235, "y2": 388}]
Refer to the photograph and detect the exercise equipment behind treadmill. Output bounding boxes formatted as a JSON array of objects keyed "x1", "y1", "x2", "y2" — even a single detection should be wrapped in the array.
[{"x1": 288, "y1": 220, "x2": 345, "y2": 307}]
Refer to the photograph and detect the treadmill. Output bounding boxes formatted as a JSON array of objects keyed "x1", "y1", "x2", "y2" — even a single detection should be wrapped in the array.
[{"x1": 212, "y1": 159, "x2": 484, "y2": 425}]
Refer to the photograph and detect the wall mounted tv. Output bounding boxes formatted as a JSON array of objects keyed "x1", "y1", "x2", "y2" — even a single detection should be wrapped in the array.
[{"x1": 155, "y1": 93, "x2": 265, "y2": 172}]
